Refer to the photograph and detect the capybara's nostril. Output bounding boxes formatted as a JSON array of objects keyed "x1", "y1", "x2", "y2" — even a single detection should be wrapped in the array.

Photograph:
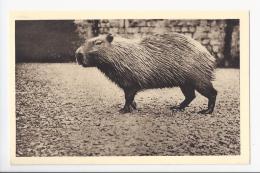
[{"x1": 75, "y1": 52, "x2": 84, "y2": 65}]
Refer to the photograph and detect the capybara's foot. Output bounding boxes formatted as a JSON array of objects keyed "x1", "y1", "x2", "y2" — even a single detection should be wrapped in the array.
[
  {"x1": 170, "y1": 105, "x2": 185, "y2": 111},
  {"x1": 131, "y1": 101, "x2": 137, "y2": 110},
  {"x1": 198, "y1": 108, "x2": 214, "y2": 114},
  {"x1": 119, "y1": 106, "x2": 133, "y2": 114},
  {"x1": 196, "y1": 86, "x2": 216, "y2": 114}
]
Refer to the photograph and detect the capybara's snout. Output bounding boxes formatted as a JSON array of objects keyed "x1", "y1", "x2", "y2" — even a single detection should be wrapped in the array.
[
  {"x1": 75, "y1": 51, "x2": 84, "y2": 65},
  {"x1": 75, "y1": 46, "x2": 85, "y2": 66}
]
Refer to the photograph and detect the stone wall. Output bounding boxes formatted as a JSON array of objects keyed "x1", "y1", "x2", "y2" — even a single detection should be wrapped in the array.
[
  {"x1": 15, "y1": 20, "x2": 239, "y2": 66},
  {"x1": 75, "y1": 19, "x2": 240, "y2": 67}
]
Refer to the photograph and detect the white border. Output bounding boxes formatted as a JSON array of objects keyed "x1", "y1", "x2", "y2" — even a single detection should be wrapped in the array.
[
  {"x1": 1, "y1": 0, "x2": 260, "y2": 172},
  {"x1": 9, "y1": 11, "x2": 249, "y2": 165}
]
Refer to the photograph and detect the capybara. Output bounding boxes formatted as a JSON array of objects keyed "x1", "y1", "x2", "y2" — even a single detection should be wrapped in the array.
[{"x1": 75, "y1": 33, "x2": 217, "y2": 114}]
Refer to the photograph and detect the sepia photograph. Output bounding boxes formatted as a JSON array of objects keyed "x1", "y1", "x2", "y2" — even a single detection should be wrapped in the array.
[{"x1": 10, "y1": 12, "x2": 249, "y2": 164}]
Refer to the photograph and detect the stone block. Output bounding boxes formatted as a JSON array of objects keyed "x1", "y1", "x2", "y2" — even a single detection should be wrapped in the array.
[
  {"x1": 200, "y1": 20, "x2": 208, "y2": 27},
  {"x1": 176, "y1": 21, "x2": 186, "y2": 26},
  {"x1": 203, "y1": 26, "x2": 211, "y2": 32},
  {"x1": 189, "y1": 26, "x2": 196, "y2": 33},
  {"x1": 186, "y1": 20, "x2": 197, "y2": 26},
  {"x1": 218, "y1": 21, "x2": 226, "y2": 29},
  {"x1": 154, "y1": 20, "x2": 166, "y2": 28},
  {"x1": 212, "y1": 45, "x2": 220, "y2": 53},
  {"x1": 193, "y1": 31, "x2": 208, "y2": 40},
  {"x1": 101, "y1": 19, "x2": 109, "y2": 23},
  {"x1": 118, "y1": 27, "x2": 126, "y2": 34},
  {"x1": 191, "y1": 20, "x2": 200, "y2": 26},
  {"x1": 126, "y1": 27, "x2": 140, "y2": 34},
  {"x1": 128, "y1": 20, "x2": 138, "y2": 27},
  {"x1": 211, "y1": 20, "x2": 217, "y2": 27},
  {"x1": 102, "y1": 27, "x2": 110, "y2": 34},
  {"x1": 164, "y1": 20, "x2": 171, "y2": 27},
  {"x1": 174, "y1": 26, "x2": 181, "y2": 32},
  {"x1": 146, "y1": 20, "x2": 156, "y2": 27},
  {"x1": 100, "y1": 23, "x2": 111, "y2": 28},
  {"x1": 109, "y1": 27, "x2": 118, "y2": 34},
  {"x1": 171, "y1": 27, "x2": 176, "y2": 32},
  {"x1": 208, "y1": 30, "x2": 221, "y2": 39},
  {"x1": 202, "y1": 38, "x2": 210, "y2": 45},
  {"x1": 109, "y1": 20, "x2": 120, "y2": 27},
  {"x1": 132, "y1": 20, "x2": 147, "y2": 27},
  {"x1": 210, "y1": 39, "x2": 221, "y2": 46},
  {"x1": 181, "y1": 27, "x2": 189, "y2": 33},
  {"x1": 119, "y1": 20, "x2": 125, "y2": 27},
  {"x1": 125, "y1": 20, "x2": 130, "y2": 28},
  {"x1": 152, "y1": 27, "x2": 168, "y2": 34},
  {"x1": 184, "y1": 33, "x2": 193, "y2": 38},
  {"x1": 217, "y1": 52, "x2": 224, "y2": 59},
  {"x1": 169, "y1": 20, "x2": 178, "y2": 26},
  {"x1": 140, "y1": 27, "x2": 150, "y2": 33}
]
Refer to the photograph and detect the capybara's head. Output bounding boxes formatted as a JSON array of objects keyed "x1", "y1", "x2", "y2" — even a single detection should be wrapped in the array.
[{"x1": 75, "y1": 34, "x2": 114, "y2": 67}]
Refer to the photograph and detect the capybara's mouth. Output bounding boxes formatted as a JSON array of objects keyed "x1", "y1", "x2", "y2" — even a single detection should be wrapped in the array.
[
  {"x1": 81, "y1": 64, "x2": 88, "y2": 67},
  {"x1": 75, "y1": 53, "x2": 91, "y2": 67}
]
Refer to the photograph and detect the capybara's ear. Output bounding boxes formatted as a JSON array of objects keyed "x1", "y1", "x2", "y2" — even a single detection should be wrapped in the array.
[{"x1": 106, "y1": 33, "x2": 114, "y2": 43}]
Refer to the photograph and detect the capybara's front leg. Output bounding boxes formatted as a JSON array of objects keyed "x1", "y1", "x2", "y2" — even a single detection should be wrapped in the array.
[{"x1": 119, "y1": 89, "x2": 137, "y2": 113}]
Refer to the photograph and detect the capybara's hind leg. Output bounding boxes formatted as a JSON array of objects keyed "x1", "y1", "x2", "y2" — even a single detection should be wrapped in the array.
[
  {"x1": 119, "y1": 89, "x2": 137, "y2": 113},
  {"x1": 196, "y1": 83, "x2": 217, "y2": 114},
  {"x1": 171, "y1": 85, "x2": 196, "y2": 111}
]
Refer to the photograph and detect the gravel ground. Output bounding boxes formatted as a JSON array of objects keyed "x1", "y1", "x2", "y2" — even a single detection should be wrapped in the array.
[{"x1": 16, "y1": 63, "x2": 240, "y2": 156}]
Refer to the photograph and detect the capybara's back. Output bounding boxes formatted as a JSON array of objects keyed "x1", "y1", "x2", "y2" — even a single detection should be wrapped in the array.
[{"x1": 76, "y1": 33, "x2": 217, "y2": 114}]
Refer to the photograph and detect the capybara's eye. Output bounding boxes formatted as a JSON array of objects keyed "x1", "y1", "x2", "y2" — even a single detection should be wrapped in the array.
[{"x1": 95, "y1": 40, "x2": 103, "y2": 45}]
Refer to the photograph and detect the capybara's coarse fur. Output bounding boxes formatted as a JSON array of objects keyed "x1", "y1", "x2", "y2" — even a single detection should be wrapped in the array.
[{"x1": 75, "y1": 33, "x2": 217, "y2": 114}]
